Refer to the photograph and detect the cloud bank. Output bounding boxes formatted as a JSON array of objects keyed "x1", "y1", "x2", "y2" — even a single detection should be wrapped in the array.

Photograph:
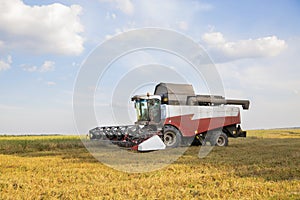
[
  {"x1": 202, "y1": 32, "x2": 287, "y2": 61},
  {"x1": 0, "y1": 0, "x2": 84, "y2": 55}
]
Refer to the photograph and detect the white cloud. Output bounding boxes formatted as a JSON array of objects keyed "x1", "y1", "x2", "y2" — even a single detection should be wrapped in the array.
[
  {"x1": 105, "y1": 12, "x2": 117, "y2": 20},
  {"x1": 105, "y1": 34, "x2": 113, "y2": 40},
  {"x1": 113, "y1": 21, "x2": 136, "y2": 34},
  {"x1": 0, "y1": 55, "x2": 12, "y2": 71},
  {"x1": 22, "y1": 60, "x2": 55, "y2": 72},
  {"x1": 112, "y1": 13, "x2": 117, "y2": 19},
  {"x1": 100, "y1": 0, "x2": 134, "y2": 15},
  {"x1": 46, "y1": 81, "x2": 56, "y2": 86},
  {"x1": 202, "y1": 32, "x2": 287, "y2": 60},
  {"x1": 40, "y1": 61, "x2": 55, "y2": 72},
  {"x1": 202, "y1": 32, "x2": 226, "y2": 45},
  {"x1": 72, "y1": 62, "x2": 80, "y2": 68},
  {"x1": 0, "y1": 0, "x2": 84, "y2": 55},
  {"x1": 177, "y1": 21, "x2": 189, "y2": 31},
  {"x1": 22, "y1": 65, "x2": 38, "y2": 72}
]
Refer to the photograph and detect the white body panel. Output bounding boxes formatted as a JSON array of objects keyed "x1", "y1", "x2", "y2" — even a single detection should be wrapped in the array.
[
  {"x1": 138, "y1": 135, "x2": 166, "y2": 151},
  {"x1": 161, "y1": 105, "x2": 240, "y2": 120}
]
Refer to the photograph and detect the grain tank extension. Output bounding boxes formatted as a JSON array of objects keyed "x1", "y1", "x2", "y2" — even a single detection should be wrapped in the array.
[{"x1": 89, "y1": 83, "x2": 250, "y2": 151}]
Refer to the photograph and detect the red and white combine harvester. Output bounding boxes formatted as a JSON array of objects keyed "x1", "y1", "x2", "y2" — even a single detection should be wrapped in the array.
[{"x1": 89, "y1": 83, "x2": 250, "y2": 151}]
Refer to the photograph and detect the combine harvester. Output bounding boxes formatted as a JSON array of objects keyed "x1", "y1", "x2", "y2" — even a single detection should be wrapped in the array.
[{"x1": 89, "y1": 83, "x2": 250, "y2": 151}]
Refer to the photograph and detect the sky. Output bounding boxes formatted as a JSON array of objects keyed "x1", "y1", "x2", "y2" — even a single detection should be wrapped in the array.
[{"x1": 0, "y1": 0, "x2": 299, "y2": 134}]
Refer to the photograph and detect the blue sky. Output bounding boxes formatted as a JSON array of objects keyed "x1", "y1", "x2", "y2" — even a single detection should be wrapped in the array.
[{"x1": 0, "y1": 0, "x2": 299, "y2": 134}]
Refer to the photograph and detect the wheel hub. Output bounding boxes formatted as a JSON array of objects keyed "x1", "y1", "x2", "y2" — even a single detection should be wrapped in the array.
[
  {"x1": 217, "y1": 136, "x2": 225, "y2": 146},
  {"x1": 164, "y1": 132, "x2": 176, "y2": 146}
]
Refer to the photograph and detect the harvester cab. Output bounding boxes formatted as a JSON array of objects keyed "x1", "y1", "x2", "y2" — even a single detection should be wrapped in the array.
[{"x1": 131, "y1": 95, "x2": 162, "y2": 125}]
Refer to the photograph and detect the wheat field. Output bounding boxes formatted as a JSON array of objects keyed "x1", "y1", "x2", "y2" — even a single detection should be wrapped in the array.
[{"x1": 0, "y1": 130, "x2": 299, "y2": 199}]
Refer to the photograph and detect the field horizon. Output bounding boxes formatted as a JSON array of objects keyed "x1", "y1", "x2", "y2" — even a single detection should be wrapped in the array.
[{"x1": 1, "y1": 126, "x2": 300, "y2": 136}]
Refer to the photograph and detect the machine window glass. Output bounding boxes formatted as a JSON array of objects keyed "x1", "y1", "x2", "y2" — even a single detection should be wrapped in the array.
[
  {"x1": 148, "y1": 99, "x2": 161, "y2": 123},
  {"x1": 135, "y1": 98, "x2": 161, "y2": 122},
  {"x1": 136, "y1": 99, "x2": 149, "y2": 121}
]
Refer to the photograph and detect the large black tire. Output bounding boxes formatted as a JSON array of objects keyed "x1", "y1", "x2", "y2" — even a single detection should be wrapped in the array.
[
  {"x1": 163, "y1": 125, "x2": 182, "y2": 148},
  {"x1": 209, "y1": 131, "x2": 229, "y2": 147}
]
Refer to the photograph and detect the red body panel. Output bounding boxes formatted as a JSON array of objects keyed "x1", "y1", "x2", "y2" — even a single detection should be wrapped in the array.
[{"x1": 164, "y1": 113, "x2": 241, "y2": 137}]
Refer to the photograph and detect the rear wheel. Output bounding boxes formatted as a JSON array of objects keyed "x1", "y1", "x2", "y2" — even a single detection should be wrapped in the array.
[
  {"x1": 211, "y1": 131, "x2": 228, "y2": 146},
  {"x1": 163, "y1": 126, "x2": 182, "y2": 148}
]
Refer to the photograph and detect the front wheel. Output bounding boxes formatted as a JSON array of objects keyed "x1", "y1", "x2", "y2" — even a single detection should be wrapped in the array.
[{"x1": 163, "y1": 126, "x2": 182, "y2": 148}]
